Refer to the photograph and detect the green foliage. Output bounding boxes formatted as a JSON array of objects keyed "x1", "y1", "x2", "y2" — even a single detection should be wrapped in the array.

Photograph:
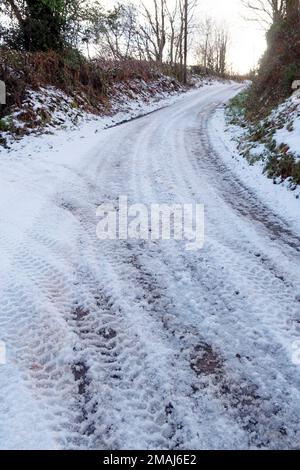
[
  {"x1": 59, "y1": 47, "x2": 85, "y2": 70},
  {"x1": 264, "y1": 154, "x2": 300, "y2": 185},
  {"x1": 1, "y1": 0, "x2": 93, "y2": 52},
  {"x1": 282, "y1": 64, "x2": 298, "y2": 93},
  {"x1": 226, "y1": 86, "x2": 300, "y2": 187},
  {"x1": 244, "y1": 4, "x2": 300, "y2": 120},
  {"x1": 0, "y1": 118, "x2": 10, "y2": 132},
  {"x1": 226, "y1": 91, "x2": 248, "y2": 126}
]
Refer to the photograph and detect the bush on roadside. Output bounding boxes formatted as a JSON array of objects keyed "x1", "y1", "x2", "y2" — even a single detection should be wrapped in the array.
[
  {"x1": 226, "y1": 90, "x2": 300, "y2": 187},
  {"x1": 0, "y1": 48, "x2": 167, "y2": 120}
]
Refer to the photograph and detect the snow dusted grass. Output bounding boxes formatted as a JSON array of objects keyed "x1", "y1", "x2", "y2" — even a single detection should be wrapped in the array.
[
  {"x1": 0, "y1": 87, "x2": 86, "y2": 144},
  {"x1": 224, "y1": 89, "x2": 300, "y2": 188},
  {"x1": 273, "y1": 91, "x2": 300, "y2": 158},
  {"x1": 210, "y1": 102, "x2": 300, "y2": 235},
  {"x1": 0, "y1": 76, "x2": 186, "y2": 148},
  {"x1": 0, "y1": 74, "x2": 232, "y2": 150}
]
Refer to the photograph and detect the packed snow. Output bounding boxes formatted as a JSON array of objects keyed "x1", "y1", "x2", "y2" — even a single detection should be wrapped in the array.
[{"x1": 1, "y1": 82, "x2": 300, "y2": 450}]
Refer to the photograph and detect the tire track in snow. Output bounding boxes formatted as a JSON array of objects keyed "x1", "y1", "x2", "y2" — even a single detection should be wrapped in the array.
[
  {"x1": 1, "y1": 84, "x2": 300, "y2": 449},
  {"x1": 123, "y1": 86, "x2": 300, "y2": 448},
  {"x1": 202, "y1": 106, "x2": 300, "y2": 253}
]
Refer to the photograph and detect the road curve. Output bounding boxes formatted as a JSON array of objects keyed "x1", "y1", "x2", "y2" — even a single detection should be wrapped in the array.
[{"x1": 1, "y1": 84, "x2": 300, "y2": 450}]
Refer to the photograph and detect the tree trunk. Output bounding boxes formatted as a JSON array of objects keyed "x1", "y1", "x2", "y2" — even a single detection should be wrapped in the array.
[
  {"x1": 183, "y1": 0, "x2": 188, "y2": 84},
  {"x1": 285, "y1": 0, "x2": 300, "y2": 19},
  {"x1": 6, "y1": 0, "x2": 24, "y2": 26}
]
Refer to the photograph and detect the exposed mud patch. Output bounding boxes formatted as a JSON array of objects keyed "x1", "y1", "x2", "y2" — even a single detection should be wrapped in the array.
[
  {"x1": 72, "y1": 361, "x2": 90, "y2": 397},
  {"x1": 190, "y1": 343, "x2": 223, "y2": 376},
  {"x1": 98, "y1": 327, "x2": 117, "y2": 340},
  {"x1": 188, "y1": 340, "x2": 287, "y2": 448},
  {"x1": 60, "y1": 200, "x2": 78, "y2": 215},
  {"x1": 95, "y1": 290, "x2": 114, "y2": 311},
  {"x1": 71, "y1": 361, "x2": 96, "y2": 438},
  {"x1": 72, "y1": 306, "x2": 89, "y2": 321}
]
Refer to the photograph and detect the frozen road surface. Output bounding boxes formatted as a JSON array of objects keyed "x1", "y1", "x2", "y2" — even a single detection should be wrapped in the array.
[{"x1": 1, "y1": 84, "x2": 300, "y2": 449}]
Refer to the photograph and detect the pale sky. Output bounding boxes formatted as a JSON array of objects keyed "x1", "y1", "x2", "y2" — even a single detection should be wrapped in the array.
[
  {"x1": 103, "y1": 0, "x2": 267, "y2": 74},
  {"x1": 197, "y1": 0, "x2": 267, "y2": 73}
]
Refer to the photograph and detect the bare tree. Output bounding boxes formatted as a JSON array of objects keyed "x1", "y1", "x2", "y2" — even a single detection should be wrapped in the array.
[
  {"x1": 195, "y1": 18, "x2": 230, "y2": 76},
  {"x1": 3, "y1": 0, "x2": 24, "y2": 26},
  {"x1": 137, "y1": 0, "x2": 197, "y2": 78},
  {"x1": 196, "y1": 17, "x2": 213, "y2": 73},
  {"x1": 140, "y1": 0, "x2": 167, "y2": 64},
  {"x1": 215, "y1": 26, "x2": 229, "y2": 76},
  {"x1": 87, "y1": 2, "x2": 141, "y2": 60},
  {"x1": 165, "y1": 0, "x2": 179, "y2": 66},
  {"x1": 174, "y1": 0, "x2": 197, "y2": 81},
  {"x1": 87, "y1": 0, "x2": 198, "y2": 82},
  {"x1": 182, "y1": 0, "x2": 188, "y2": 83},
  {"x1": 242, "y1": 0, "x2": 286, "y2": 27},
  {"x1": 285, "y1": 0, "x2": 300, "y2": 18}
]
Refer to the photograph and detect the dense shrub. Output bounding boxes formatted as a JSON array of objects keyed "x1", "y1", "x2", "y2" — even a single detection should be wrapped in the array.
[{"x1": 245, "y1": 13, "x2": 300, "y2": 120}]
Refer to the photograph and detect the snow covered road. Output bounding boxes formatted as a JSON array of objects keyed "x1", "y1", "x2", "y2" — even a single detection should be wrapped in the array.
[{"x1": 1, "y1": 83, "x2": 300, "y2": 449}]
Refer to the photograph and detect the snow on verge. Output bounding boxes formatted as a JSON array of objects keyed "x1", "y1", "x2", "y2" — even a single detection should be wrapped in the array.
[
  {"x1": 273, "y1": 91, "x2": 300, "y2": 158},
  {"x1": 0, "y1": 76, "x2": 185, "y2": 148},
  {"x1": 209, "y1": 105, "x2": 300, "y2": 234}
]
